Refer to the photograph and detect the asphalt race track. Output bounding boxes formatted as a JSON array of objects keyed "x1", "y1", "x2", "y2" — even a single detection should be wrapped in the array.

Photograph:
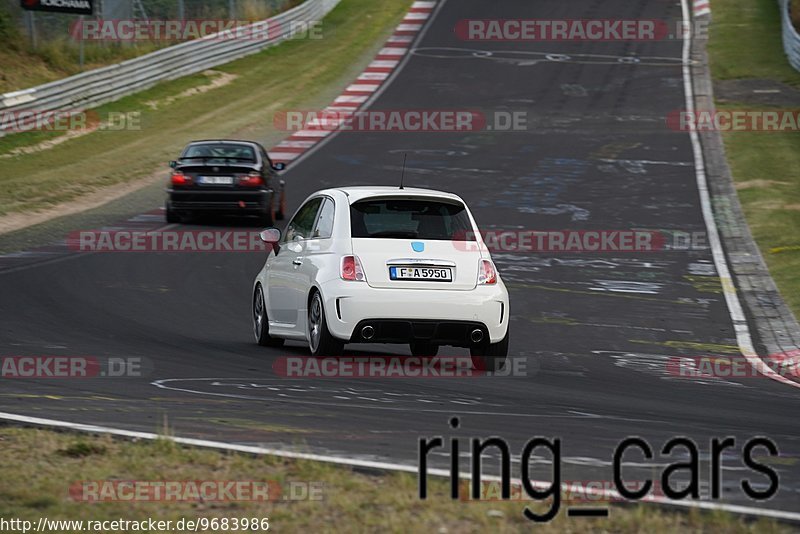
[{"x1": 2, "y1": 0, "x2": 800, "y2": 518}]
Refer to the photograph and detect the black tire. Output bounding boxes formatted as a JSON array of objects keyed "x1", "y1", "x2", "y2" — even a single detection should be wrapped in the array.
[
  {"x1": 410, "y1": 342, "x2": 439, "y2": 357},
  {"x1": 253, "y1": 285, "x2": 284, "y2": 347},
  {"x1": 276, "y1": 190, "x2": 286, "y2": 221},
  {"x1": 470, "y1": 329, "x2": 509, "y2": 372},
  {"x1": 308, "y1": 290, "x2": 343, "y2": 356},
  {"x1": 258, "y1": 204, "x2": 274, "y2": 227},
  {"x1": 165, "y1": 204, "x2": 181, "y2": 224}
]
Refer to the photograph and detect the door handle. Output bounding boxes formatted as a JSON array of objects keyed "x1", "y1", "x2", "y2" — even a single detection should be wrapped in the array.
[{"x1": 292, "y1": 258, "x2": 303, "y2": 266}]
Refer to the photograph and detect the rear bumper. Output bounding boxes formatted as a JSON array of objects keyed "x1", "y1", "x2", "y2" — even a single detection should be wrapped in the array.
[
  {"x1": 320, "y1": 279, "x2": 509, "y2": 344},
  {"x1": 166, "y1": 189, "x2": 271, "y2": 213},
  {"x1": 350, "y1": 319, "x2": 488, "y2": 347}
]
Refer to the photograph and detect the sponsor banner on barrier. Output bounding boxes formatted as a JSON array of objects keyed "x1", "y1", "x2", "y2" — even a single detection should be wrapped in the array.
[{"x1": 21, "y1": 0, "x2": 94, "y2": 15}]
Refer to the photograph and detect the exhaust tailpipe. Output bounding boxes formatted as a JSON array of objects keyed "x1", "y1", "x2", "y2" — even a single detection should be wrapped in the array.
[
  {"x1": 361, "y1": 325, "x2": 375, "y2": 340},
  {"x1": 470, "y1": 329, "x2": 484, "y2": 343}
]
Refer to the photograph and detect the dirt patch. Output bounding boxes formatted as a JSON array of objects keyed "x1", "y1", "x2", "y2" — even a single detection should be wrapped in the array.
[
  {"x1": 0, "y1": 170, "x2": 163, "y2": 235},
  {"x1": 144, "y1": 70, "x2": 238, "y2": 110},
  {"x1": 735, "y1": 179, "x2": 790, "y2": 190},
  {"x1": 1, "y1": 70, "x2": 238, "y2": 160},
  {"x1": 715, "y1": 78, "x2": 800, "y2": 106}
]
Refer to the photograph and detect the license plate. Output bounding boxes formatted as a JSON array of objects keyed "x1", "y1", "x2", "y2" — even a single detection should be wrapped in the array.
[
  {"x1": 198, "y1": 176, "x2": 233, "y2": 185},
  {"x1": 389, "y1": 266, "x2": 452, "y2": 281}
]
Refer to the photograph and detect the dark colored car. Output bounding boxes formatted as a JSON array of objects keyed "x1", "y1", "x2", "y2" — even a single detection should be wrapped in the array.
[{"x1": 165, "y1": 140, "x2": 286, "y2": 225}]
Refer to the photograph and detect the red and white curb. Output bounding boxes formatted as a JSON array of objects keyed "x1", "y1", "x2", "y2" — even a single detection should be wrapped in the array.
[
  {"x1": 693, "y1": 0, "x2": 710, "y2": 17},
  {"x1": 267, "y1": 0, "x2": 436, "y2": 164}
]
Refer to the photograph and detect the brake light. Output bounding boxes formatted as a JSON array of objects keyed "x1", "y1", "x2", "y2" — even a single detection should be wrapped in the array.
[
  {"x1": 341, "y1": 255, "x2": 366, "y2": 281},
  {"x1": 478, "y1": 259, "x2": 497, "y2": 285},
  {"x1": 170, "y1": 171, "x2": 190, "y2": 185},
  {"x1": 239, "y1": 172, "x2": 264, "y2": 187}
]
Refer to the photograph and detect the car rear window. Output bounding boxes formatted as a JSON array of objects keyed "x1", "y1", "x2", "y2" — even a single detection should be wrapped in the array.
[
  {"x1": 350, "y1": 198, "x2": 476, "y2": 241},
  {"x1": 181, "y1": 143, "x2": 256, "y2": 162}
]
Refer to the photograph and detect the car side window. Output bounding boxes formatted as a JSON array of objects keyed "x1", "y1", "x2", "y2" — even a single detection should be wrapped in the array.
[
  {"x1": 313, "y1": 198, "x2": 335, "y2": 239},
  {"x1": 284, "y1": 198, "x2": 323, "y2": 242}
]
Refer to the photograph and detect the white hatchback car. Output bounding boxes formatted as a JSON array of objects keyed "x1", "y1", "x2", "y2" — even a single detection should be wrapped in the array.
[{"x1": 252, "y1": 186, "x2": 510, "y2": 369}]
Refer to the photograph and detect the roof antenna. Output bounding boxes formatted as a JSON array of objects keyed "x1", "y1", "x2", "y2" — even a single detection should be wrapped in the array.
[{"x1": 399, "y1": 153, "x2": 407, "y2": 190}]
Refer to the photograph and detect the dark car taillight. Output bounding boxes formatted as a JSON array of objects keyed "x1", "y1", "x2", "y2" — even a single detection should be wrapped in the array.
[
  {"x1": 171, "y1": 171, "x2": 191, "y2": 186},
  {"x1": 239, "y1": 172, "x2": 264, "y2": 187}
]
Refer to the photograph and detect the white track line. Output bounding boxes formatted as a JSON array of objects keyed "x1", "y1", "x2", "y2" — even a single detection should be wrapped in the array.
[
  {"x1": 1, "y1": 1, "x2": 797, "y2": 524},
  {"x1": 1, "y1": 410, "x2": 799, "y2": 522},
  {"x1": 679, "y1": 0, "x2": 799, "y2": 389}
]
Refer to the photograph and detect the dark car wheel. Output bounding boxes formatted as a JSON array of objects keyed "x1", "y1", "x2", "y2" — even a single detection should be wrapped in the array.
[
  {"x1": 276, "y1": 189, "x2": 286, "y2": 221},
  {"x1": 165, "y1": 204, "x2": 181, "y2": 224},
  {"x1": 308, "y1": 290, "x2": 343, "y2": 357},
  {"x1": 254, "y1": 285, "x2": 284, "y2": 347},
  {"x1": 259, "y1": 201, "x2": 275, "y2": 227},
  {"x1": 470, "y1": 329, "x2": 509, "y2": 372}
]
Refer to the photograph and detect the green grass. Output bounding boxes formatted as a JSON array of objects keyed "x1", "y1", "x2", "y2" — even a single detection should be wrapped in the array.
[
  {"x1": 0, "y1": 0, "x2": 302, "y2": 93},
  {"x1": 0, "y1": 426, "x2": 790, "y2": 533},
  {"x1": 0, "y1": 0, "x2": 411, "y2": 216},
  {"x1": 707, "y1": 0, "x2": 800, "y2": 318},
  {"x1": 707, "y1": 0, "x2": 800, "y2": 84}
]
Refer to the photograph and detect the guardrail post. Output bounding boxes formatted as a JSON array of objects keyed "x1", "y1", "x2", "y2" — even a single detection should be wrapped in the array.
[{"x1": 26, "y1": 11, "x2": 36, "y2": 49}]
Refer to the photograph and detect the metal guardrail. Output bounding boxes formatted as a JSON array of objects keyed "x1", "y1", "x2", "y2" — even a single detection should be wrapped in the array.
[
  {"x1": 0, "y1": 0, "x2": 340, "y2": 135},
  {"x1": 780, "y1": 0, "x2": 800, "y2": 72}
]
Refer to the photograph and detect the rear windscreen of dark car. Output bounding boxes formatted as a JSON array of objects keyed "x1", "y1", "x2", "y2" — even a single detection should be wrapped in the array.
[
  {"x1": 181, "y1": 144, "x2": 256, "y2": 162},
  {"x1": 350, "y1": 199, "x2": 476, "y2": 241}
]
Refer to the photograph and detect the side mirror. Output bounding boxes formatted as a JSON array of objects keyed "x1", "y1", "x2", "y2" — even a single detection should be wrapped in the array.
[
  {"x1": 260, "y1": 228, "x2": 281, "y2": 255},
  {"x1": 169, "y1": 160, "x2": 177, "y2": 169},
  {"x1": 272, "y1": 162, "x2": 286, "y2": 171},
  {"x1": 259, "y1": 228, "x2": 281, "y2": 243}
]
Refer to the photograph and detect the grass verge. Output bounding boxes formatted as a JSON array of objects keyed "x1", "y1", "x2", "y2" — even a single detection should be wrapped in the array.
[
  {"x1": 0, "y1": 0, "x2": 410, "y2": 217},
  {"x1": 707, "y1": 0, "x2": 800, "y2": 318},
  {"x1": 0, "y1": 1, "x2": 302, "y2": 93},
  {"x1": 0, "y1": 426, "x2": 790, "y2": 533}
]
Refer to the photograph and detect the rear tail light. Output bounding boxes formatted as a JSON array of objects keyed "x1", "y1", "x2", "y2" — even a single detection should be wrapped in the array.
[
  {"x1": 341, "y1": 255, "x2": 366, "y2": 281},
  {"x1": 478, "y1": 259, "x2": 497, "y2": 285},
  {"x1": 170, "y1": 171, "x2": 191, "y2": 185},
  {"x1": 239, "y1": 172, "x2": 264, "y2": 187}
]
